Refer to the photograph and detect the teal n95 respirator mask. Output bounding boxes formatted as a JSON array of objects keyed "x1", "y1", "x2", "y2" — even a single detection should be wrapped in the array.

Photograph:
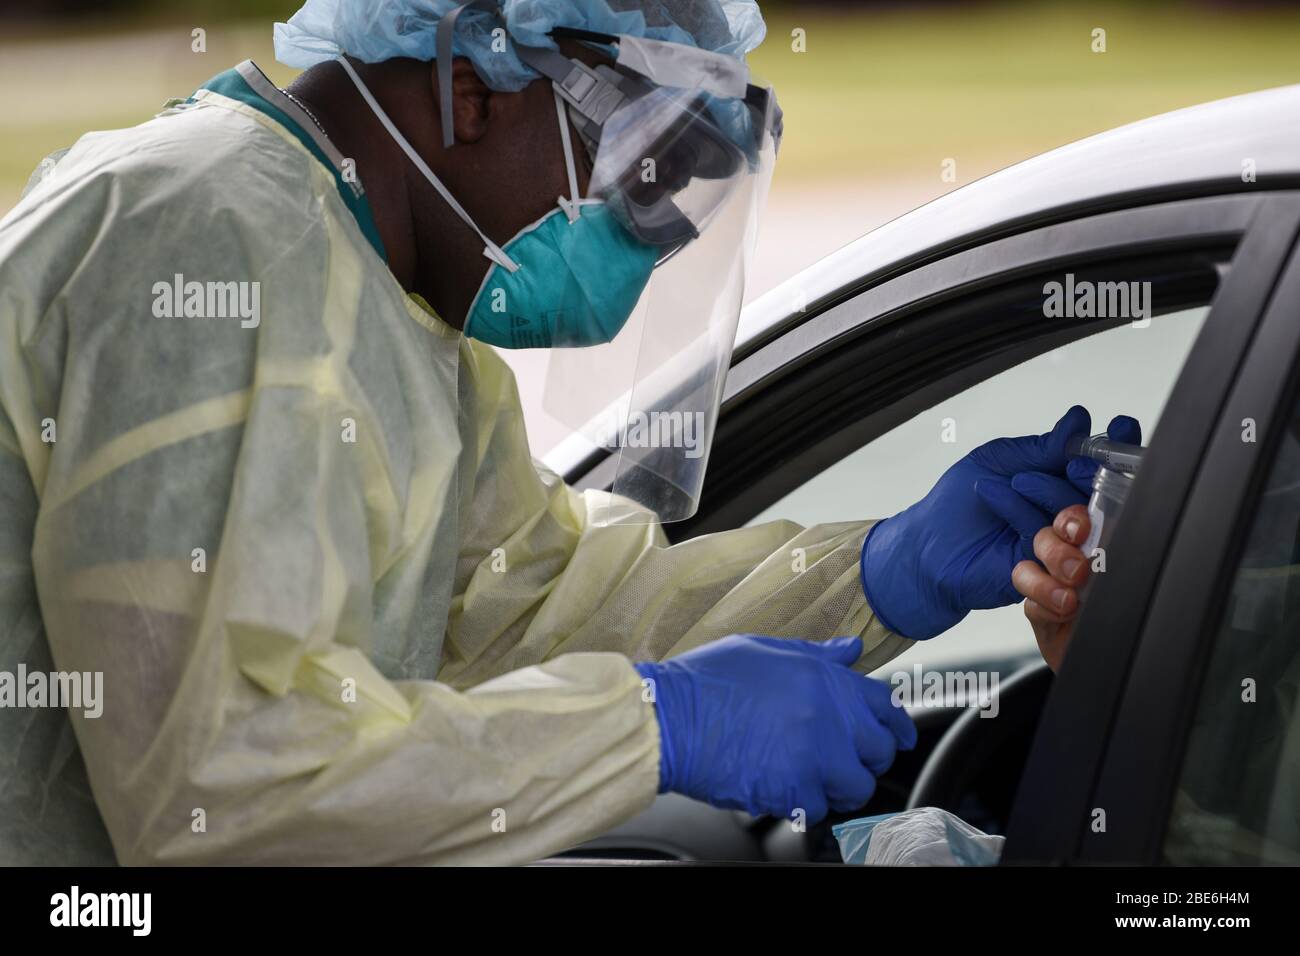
[{"x1": 460, "y1": 84, "x2": 661, "y2": 350}]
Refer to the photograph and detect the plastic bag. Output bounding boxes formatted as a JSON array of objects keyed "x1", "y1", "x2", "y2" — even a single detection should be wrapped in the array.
[{"x1": 832, "y1": 807, "x2": 1005, "y2": 866}]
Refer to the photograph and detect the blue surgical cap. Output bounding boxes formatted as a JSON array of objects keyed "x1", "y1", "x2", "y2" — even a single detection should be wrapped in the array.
[{"x1": 273, "y1": 0, "x2": 767, "y2": 91}]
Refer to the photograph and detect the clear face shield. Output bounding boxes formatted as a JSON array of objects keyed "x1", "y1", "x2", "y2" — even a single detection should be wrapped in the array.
[{"x1": 519, "y1": 31, "x2": 781, "y2": 525}]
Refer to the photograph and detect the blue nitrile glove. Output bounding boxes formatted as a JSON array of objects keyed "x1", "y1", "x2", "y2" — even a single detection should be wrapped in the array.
[
  {"x1": 634, "y1": 634, "x2": 917, "y2": 822},
  {"x1": 860, "y1": 406, "x2": 1141, "y2": 640},
  {"x1": 992, "y1": 415, "x2": 1142, "y2": 558}
]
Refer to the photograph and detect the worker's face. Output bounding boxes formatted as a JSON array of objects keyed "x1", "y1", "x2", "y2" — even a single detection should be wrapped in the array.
[
  {"x1": 447, "y1": 39, "x2": 605, "y2": 249},
  {"x1": 401, "y1": 40, "x2": 615, "y2": 325}
]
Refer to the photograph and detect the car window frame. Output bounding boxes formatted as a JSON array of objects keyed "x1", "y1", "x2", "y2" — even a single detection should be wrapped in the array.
[
  {"x1": 586, "y1": 193, "x2": 1277, "y2": 541},
  {"x1": 1003, "y1": 194, "x2": 1300, "y2": 864}
]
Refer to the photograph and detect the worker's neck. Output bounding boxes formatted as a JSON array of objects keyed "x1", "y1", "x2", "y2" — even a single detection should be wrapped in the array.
[{"x1": 286, "y1": 61, "x2": 420, "y2": 294}]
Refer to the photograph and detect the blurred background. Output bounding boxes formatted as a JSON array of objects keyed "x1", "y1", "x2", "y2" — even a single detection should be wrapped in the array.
[{"x1": 5, "y1": 0, "x2": 1299, "y2": 278}]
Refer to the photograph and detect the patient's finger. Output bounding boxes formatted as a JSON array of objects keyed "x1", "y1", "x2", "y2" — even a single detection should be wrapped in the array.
[
  {"x1": 1027, "y1": 600, "x2": 1074, "y2": 671},
  {"x1": 1012, "y1": 559, "x2": 1077, "y2": 618},
  {"x1": 1053, "y1": 504, "x2": 1090, "y2": 547},
  {"x1": 1033, "y1": 522, "x2": 1088, "y2": 589}
]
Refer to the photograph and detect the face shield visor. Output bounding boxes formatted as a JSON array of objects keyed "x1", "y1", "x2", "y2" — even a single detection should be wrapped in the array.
[{"x1": 517, "y1": 31, "x2": 781, "y2": 525}]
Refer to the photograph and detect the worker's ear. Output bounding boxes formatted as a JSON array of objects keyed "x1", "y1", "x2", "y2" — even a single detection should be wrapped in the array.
[{"x1": 440, "y1": 57, "x2": 491, "y2": 144}]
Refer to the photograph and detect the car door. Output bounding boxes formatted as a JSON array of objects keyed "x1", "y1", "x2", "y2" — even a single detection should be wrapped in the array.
[
  {"x1": 1005, "y1": 194, "x2": 1300, "y2": 864},
  {"x1": 569, "y1": 190, "x2": 1289, "y2": 860}
]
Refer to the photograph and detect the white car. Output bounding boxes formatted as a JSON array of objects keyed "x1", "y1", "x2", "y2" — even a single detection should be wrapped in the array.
[{"x1": 553, "y1": 83, "x2": 1300, "y2": 865}]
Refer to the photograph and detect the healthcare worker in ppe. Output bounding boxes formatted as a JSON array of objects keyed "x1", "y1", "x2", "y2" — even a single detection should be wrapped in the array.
[{"x1": 0, "y1": 0, "x2": 1135, "y2": 865}]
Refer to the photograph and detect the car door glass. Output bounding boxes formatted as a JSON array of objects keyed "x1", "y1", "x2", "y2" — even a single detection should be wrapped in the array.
[
  {"x1": 1164, "y1": 394, "x2": 1300, "y2": 865},
  {"x1": 749, "y1": 305, "x2": 1209, "y2": 676}
]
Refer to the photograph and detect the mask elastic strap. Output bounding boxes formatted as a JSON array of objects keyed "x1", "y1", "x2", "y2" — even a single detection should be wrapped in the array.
[
  {"x1": 437, "y1": 0, "x2": 498, "y2": 149},
  {"x1": 553, "y1": 87, "x2": 582, "y2": 223},
  {"x1": 336, "y1": 55, "x2": 519, "y2": 273}
]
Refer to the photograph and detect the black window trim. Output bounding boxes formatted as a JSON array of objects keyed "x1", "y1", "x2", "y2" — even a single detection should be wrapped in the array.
[
  {"x1": 726, "y1": 194, "x2": 1256, "y2": 405},
  {"x1": 1003, "y1": 195, "x2": 1300, "y2": 864},
  {"x1": 596, "y1": 192, "x2": 1282, "y2": 541},
  {"x1": 733, "y1": 176, "x2": 1300, "y2": 364},
  {"x1": 1083, "y1": 198, "x2": 1300, "y2": 863}
]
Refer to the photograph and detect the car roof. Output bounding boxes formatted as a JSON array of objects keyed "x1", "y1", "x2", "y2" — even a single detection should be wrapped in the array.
[{"x1": 735, "y1": 83, "x2": 1300, "y2": 356}]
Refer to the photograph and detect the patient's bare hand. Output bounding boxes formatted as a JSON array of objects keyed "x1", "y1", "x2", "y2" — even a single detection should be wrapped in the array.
[{"x1": 1011, "y1": 504, "x2": 1090, "y2": 672}]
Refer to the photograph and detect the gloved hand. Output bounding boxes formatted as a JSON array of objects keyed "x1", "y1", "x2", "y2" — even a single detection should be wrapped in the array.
[
  {"x1": 860, "y1": 405, "x2": 1141, "y2": 640},
  {"x1": 634, "y1": 634, "x2": 916, "y2": 822}
]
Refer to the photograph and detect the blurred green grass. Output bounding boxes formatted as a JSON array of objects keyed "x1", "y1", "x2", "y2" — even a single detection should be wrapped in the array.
[
  {"x1": 2, "y1": 2, "x2": 1298, "y2": 214},
  {"x1": 749, "y1": 1, "x2": 1300, "y2": 181}
]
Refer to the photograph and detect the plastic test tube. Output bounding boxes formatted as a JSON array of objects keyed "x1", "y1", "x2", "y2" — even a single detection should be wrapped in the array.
[
  {"x1": 1066, "y1": 433, "x2": 1145, "y2": 475},
  {"x1": 1067, "y1": 433, "x2": 1146, "y2": 600}
]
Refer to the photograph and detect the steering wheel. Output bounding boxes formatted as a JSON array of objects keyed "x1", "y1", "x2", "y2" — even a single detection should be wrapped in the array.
[{"x1": 905, "y1": 661, "x2": 1053, "y2": 818}]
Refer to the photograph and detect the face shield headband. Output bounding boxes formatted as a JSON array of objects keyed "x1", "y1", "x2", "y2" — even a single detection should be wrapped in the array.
[{"x1": 434, "y1": 4, "x2": 782, "y2": 251}]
